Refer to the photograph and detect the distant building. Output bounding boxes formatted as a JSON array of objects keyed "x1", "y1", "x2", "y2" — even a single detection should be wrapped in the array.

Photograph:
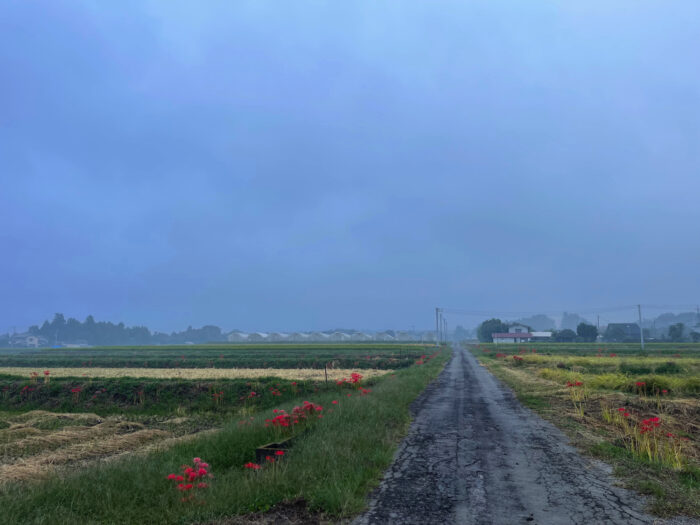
[
  {"x1": 375, "y1": 332, "x2": 396, "y2": 341},
  {"x1": 492, "y1": 331, "x2": 533, "y2": 343},
  {"x1": 9, "y1": 333, "x2": 48, "y2": 348},
  {"x1": 227, "y1": 332, "x2": 250, "y2": 342},
  {"x1": 531, "y1": 331, "x2": 553, "y2": 341}
]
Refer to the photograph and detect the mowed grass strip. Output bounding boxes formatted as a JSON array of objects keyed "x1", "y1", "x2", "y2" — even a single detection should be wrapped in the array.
[
  {"x1": 0, "y1": 351, "x2": 448, "y2": 524},
  {"x1": 0, "y1": 367, "x2": 391, "y2": 381}
]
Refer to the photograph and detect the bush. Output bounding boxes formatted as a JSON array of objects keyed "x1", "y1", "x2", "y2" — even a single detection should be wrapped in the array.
[
  {"x1": 620, "y1": 362, "x2": 652, "y2": 375},
  {"x1": 654, "y1": 361, "x2": 682, "y2": 375}
]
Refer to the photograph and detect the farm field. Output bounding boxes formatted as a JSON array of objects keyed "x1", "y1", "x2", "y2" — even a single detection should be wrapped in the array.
[
  {"x1": 471, "y1": 342, "x2": 700, "y2": 517},
  {"x1": 0, "y1": 343, "x2": 425, "y2": 370},
  {"x1": 0, "y1": 366, "x2": 390, "y2": 381},
  {"x1": 0, "y1": 343, "x2": 446, "y2": 524}
]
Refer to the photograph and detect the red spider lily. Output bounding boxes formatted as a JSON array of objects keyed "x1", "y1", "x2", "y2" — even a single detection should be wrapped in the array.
[
  {"x1": 332, "y1": 400, "x2": 338, "y2": 404},
  {"x1": 618, "y1": 407, "x2": 626, "y2": 412},
  {"x1": 275, "y1": 450, "x2": 285, "y2": 456},
  {"x1": 43, "y1": 370, "x2": 50, "y2": 376},
  {"x1": 244, "y1": 462, "x2": 261, "y2": 470},
  {"x1": 635, "y1": 382, "x2": 646, "y2": 387},
  {"x1": 609, "y1": 353, "x2": 617, "y2": 357}
]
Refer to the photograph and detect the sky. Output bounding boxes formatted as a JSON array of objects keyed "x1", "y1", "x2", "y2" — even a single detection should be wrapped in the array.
[{"x1": 1, "y1": 1, "x2": 699, "y2": 333}]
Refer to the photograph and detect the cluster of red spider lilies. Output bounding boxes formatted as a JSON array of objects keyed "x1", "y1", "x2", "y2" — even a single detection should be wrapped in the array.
[
  {"x1": 244, "y1": 450, "x2": 285, "y2": 470},
  {"x1": 166, "y1": 457, "x2": 212, "y2": 502},
  {"x1": 265, "y1": 400, "x2": 324, "y2": 429}
]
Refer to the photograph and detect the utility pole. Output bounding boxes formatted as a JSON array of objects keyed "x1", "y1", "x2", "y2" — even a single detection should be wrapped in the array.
[
  {"x1": 597, "y1": 315, "x2": 600, "y2": 331},
  {"x1": 638, "y1": 304, "x2": 645, "y2": 351},
  {"x1": 435, "y1": 308, "x2": 440, "y2": 347},
  {"x1": 443, "y1": 318, "x2": 448, "y2": 344}
]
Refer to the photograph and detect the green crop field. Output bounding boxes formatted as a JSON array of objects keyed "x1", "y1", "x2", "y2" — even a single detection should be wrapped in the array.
[
  {"x1": 0, "y1": 343, "x2": 429, "y2": 370},
  {"x1": 471, "y1": 342, "x2": 700, "y2": 517}
]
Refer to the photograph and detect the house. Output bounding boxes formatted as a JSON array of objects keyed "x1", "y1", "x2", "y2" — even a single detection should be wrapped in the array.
[
  {"x1": 493, "y1": 325, "x2": 533, "y2": 343},
  {"x1": 531, "y1": 331, "x2": 553, "y2": 341},
  {"x1": 9, "y1": 333, "x2": 48, "y2": 348}
]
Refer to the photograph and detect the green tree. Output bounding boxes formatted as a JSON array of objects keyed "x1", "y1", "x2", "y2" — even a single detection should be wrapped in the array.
[
  {"x1": 576, "y1": 322, "x2": 598, "y2": 342},
  {"x1": 554, "y1": 329, "x2": 576, "y2": 342},
  {"x1": 668, "y1": 323, "x2": 685, "y2": 342},
  {"x1": 477, "y1": 318, "x2": 508, "y2": 342}
]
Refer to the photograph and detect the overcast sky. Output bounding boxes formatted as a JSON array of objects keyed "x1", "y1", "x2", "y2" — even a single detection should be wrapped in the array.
[{"x1": 1, "y1": 1, "x2": 699, "y2": 333}]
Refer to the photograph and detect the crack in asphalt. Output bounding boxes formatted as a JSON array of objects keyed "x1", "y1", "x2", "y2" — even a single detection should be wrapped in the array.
[{"x1": 353, "y1": 347, "x2": 696, "y2": 525}]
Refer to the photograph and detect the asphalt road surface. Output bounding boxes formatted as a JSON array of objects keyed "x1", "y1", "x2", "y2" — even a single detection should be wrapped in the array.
[{"x1": 354, "y1": 346, "x2": 694, "y2": 525}]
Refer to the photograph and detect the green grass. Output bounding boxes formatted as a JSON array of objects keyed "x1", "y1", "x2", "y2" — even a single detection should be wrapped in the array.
[
  {"x1": 589, "y1": 442, "x2": 700, "y2": 517},
  {"x1": 0, "y1": 375, "x2": 329, "y2": 416},
  {"x1": 0, "y1": 351, "x2": 448, "y2": 524},
  {"x1": 0, "y1": 343, "x2": 429, "y2": 370}
]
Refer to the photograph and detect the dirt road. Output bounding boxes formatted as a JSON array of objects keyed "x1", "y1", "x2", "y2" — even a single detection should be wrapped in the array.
[{"x1": 354, "y1": 347, "x2": 688, "y2": 525}]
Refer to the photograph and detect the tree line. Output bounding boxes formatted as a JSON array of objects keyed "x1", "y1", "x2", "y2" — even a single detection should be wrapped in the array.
[
  {"x1": 476, "y1": 318, "x2": 598, "y2": 343},
  {"x1": 24, "y1": 313, "x2": 226, "y2": 346},
  {"x1": 476, "y1": 318, "x2": 700, "y2": 343}
]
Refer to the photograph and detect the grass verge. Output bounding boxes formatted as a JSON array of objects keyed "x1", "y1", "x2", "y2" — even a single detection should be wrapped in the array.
[{"x1": 0, "y1": 351, "x2": 448, "y2": 524}]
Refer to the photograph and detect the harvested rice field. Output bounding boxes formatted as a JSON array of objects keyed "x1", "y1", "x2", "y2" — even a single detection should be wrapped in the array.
[
  {"x1": 0, "y1": 366, "x2": 391, "y2": 381},
  {"x1": 0, "y1": 410, "x2": 207, "y2": 485},
  {"x1": 0, "y1": 343, "x2": 420, "y2": 494}
]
